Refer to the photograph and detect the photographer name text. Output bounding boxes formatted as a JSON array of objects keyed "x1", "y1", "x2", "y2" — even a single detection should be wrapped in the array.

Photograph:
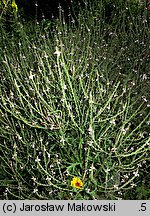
[{"x1": 18, "y1": 202, "x2": 116, "y2": 212}]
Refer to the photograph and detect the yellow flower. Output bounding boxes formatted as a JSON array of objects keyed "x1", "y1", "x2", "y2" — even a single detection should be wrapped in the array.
[
  {"x1": 71, "y1": 177, "x2": 83, "y2": 189},
  {"x1": 0, "y1": 0, "x2": 18, "y2": 14},
  {"x1": 11, "y1": 0, "x2": 18, "y2": 12}
]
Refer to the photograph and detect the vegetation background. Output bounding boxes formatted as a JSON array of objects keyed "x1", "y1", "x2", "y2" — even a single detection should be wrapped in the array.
[{"x1": 0, "y1": 0, "x2": 150, "y2": 199}]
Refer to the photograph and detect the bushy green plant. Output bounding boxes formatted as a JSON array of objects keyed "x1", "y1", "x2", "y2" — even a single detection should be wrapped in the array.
[
  {"x1": 0, "y1": 0, "x2": 19, "y2": 37},
  {"x1": 101, "y1": 0, "x2": 145, "y2": 25},
  {"x1": 0, "y1": 0, "x2": 149, "y2": 200}
]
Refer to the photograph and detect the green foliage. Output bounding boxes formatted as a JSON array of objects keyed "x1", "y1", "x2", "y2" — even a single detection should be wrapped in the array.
[
  {"x1": 0, "y1": 0, "x2": 19, "y2": 38},
  {"x1": 101, "y1": 0, "x2": 145, "y2": 24},
  {"x1": 0, "y1": 0, "x2": 18, "y2": 18},
  {"x1": 0, "y1": 0, "x2": 149, "y2": 200}
]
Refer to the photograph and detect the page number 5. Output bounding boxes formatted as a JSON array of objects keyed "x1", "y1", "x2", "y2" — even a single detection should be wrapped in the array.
[{"x1": 140, "y1": 203, "x2": 146, "y2": 211}]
